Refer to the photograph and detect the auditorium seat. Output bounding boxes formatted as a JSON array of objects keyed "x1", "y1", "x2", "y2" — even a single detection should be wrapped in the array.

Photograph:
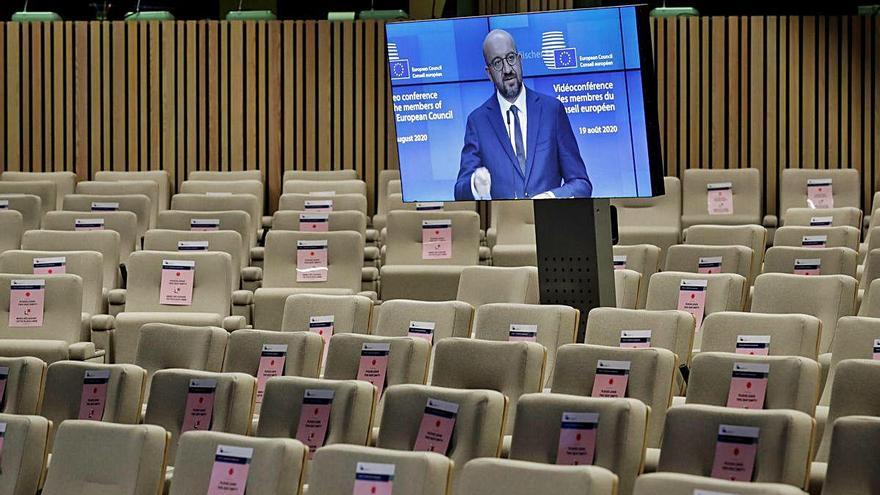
[
  {"x1": 42, "y1": 420, "x2": 168, "y2": 495},
  {"x1": 42, "y1": 211, "x2": 138, "y2": 263},
  {"x1": 144, "y1": 369, "x2": 255, "y2": 463},
  {"x1": 773, "y1": 225, "x2": 861, "y2": 251},
  {"x1": 369, "y1": 299, "x2": 473, "y2": 341},
  {"x1": 857, "y1": 278, "x2": 880, "y2": 317},
  {"x1": 1, "y1": 171, "x2": 75, "y2": 209},
  {"x1": 680, "y1": 168, "x2": 763, "y2": 228},
  {"x1": 269, "y1": 210, "x2": 379, "y2": 268},
  {"x1": 168, "y1": 431, "x2": 306, "y2": 495},
  {"x1": 278, "y1": 192, "x2": 368, "y2": 216},
  {"x1": 0, "y1": 250, "x2": 105, "y2": 315},
  {"x1": 189, "y1": 170, "x2": 264, "y2": 182},
  {"x1": 180, "y1": 179, "x2": 266, "y2": 225},
  {"x1": 656, "y1": 404, "x2": 813, "y2": 487},
  {"x1": 0, "y1": 211, "x2": 22, "y2": 255},
  {"x1": 750, "y1": 273, "x2": 857, "y2": 354},
  {"x1": 157, "y1": 210, "x2": 254, "y2": 263},
  {"x1": 664, "y1": 243, "x2": 754, "y2": 285},
  {"x1": 133, "y1": 323, "x2": 228, "y2": 393},
  {"x1": 510, "y1": 393, "x2": 647, "y2": 495},
  {"x1": 62, "y1": 193, "x2": 152, "y2": 241},
  {"x1": 699, "y1": 312, "x2": 821, "y2": 359},
  {"x1": 762, "y1": 246, "x2": 858, "y2": 279},
  {"x1": 551, "y1": 344, "x2": 676, "y2": 448},
  {"x1": 283, "y1": 169, "x2": 359, "y2": 182},
  {"x1": 221, "y1": 328, "x2": 323, "y2": 379},
  {"x1": 0, "y1": 413, "x2": 50, "y2": 495},
  {"x1": 612, "y1": 244, "x2": 661, "y2": 308},
  {"x1": 473, "y1": 303, "x2": 576, "y2": 386},
  {"x1": 92, "y1": 250, "x2": 245, "y2": 364},
  {"x1": 171, "y1": 193, "x2": 261, "y2": 245},
  {"x1": 684, "y1": 224, "x2": 767, "y2": 283},
  {"x1": 0, "y1": 194, "x2": 41, "y2": 230},
  {"x1": 76, "y1": 180, "x2": 159, "y2": 228},
  {"x1": 308, "y1": 444, "x2": 452, "y2": 495},
  {"x1": 0, "y1": 181, "x2": 56, "y2": 216},
  {"x1": 457, "y1": 266, "x2": 538, "y2": 307},
  {"x1": 486, "y1": 199, "x2": 534, "y2": 254},
  {"x1": 256, "y1": 376, "x2": 374, "y2": 462},
  {"x1": 375, "y1": 169, "x2": 401, "y2": 219},
  {"x1": 282, "y1": 178, "x2": 367, "y2": 196},
  {"x1": 380, "y1": 211, "x2": 481, "y2": 301},
  {"x1": 782, "y1": 207, "x2": 862, "y2": 230},
  {"x1": 614, "y1": 269, "x2": 641, "y2": 309},
  {"x1": 458, "y1": 458, "x2": 618, "y2": 495},
  {"x1": 612, "y1": 176, "x2": 682, "y2": 259},
  {"x1": 818, "y1": 416, "x2": 880, "y2": 495},
  {"x1": 0, "y1": 356, "x2": 46, "y2": 415},
  {"x1": 279, "y1": 293, "x2": 372, "y2": 335},
  {"x1": 94, "y1": 170, "x2": 172, "y2": 211},
  {"x1": 22, "y1": 229, "x2": 122, "y2": 290},
  {"x1": 633, "y1": 473, "x2": 808, "y2": 494},
  {"x1": 777, "y1": 168, "x2": 861, "y2": 217}
]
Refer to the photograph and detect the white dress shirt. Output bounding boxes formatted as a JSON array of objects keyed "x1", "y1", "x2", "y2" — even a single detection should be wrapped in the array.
[{"x1": 471, "y1": 87, "x2": 529, "y2": 199}]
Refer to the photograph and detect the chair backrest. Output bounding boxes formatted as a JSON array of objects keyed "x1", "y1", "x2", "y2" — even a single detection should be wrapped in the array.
[
  {"x1": 124, "y1": 250, "x2": 233, "y2": 315},
  {"x1": 684, "y1": 224, "x2": 767, "y2": 282},
  {"x1": 42, "y1": 420, "x2": 168, "y2": 495},
  {"x1": 279, "y1": 294, "x2": 373, "y2": 334},
  {"x1": 0, "y1": 250, "x2": 103, "y2": 317},
  {"x1": 385, "y1": 211, "x2": 481, "y2": 266},
  {"x1": 458, "y1": 458, "x2": 618, "y2": 495},
  {"x1": 664, "y1": 244, "x2": 754, "y2": 284},
  {"x1": 134, "y1": 323, "x2": 228, "y2": 389},
  {"x1": 762, "y1": 246, "x2": 857, "y2": 278},
  {"x1": 821, "y1": 415, "x2": 880, "y2": 495},
  {"x1": 189, "y1": 170, "x2": 264, "y2": 182},
  {"x1": 700, "y1": 312, "x2": 821, "y2": 359},
  {"x1": 143, "y1": 229, "x2": 245, "y2": 289},
  {"x1": 473, "y1": 303, "x2": 578, "y2": 386},
  {"x1": 271, "y1": 210, "x2": 367, "y2": 237},
  {"x1": 144, "y1": 369, "x2": 255, "y2": 464},
  {"x1": 94, "y1": 170, "x2": 172, "y2": 210},
  {"x1": 180, "y1": 180, "x2": 264, "y2": 217},
  {"x1": 681, "y1": 168, "x2": 762, "y2": 227},
  {"x1": 510, "y1": 393, "x2": 646, "y2": 495},
  {"x1": 41, "y1": 361, "x2": 145, "y2": 427},
  {"x1": 370, "y1": 299, "x2": 474, "y2": 341},
  {"x1": 772, "y1": 225, "x2": 860, "y2": 250},
  {"x1": 612, "y1": 176, "x2": 682, "y2": 230},
  {"x1": 859, "y1": 278, "x2": 880, "y2": 317},
  {"x1": 0, "y1": 181, "x2": 56, "y2": 215},
  {"x1": 170, "y1": 193, "x2": 260, "y2": 239},
  {"x1": 817, "y1": 360, "x2": 880, "y2": 461},
  {"x1": 0, "y1": 357, "x2": 46, "y2": 415},
  {"x1": 376, "y1": 169, "x2": 401, "y2": 215},
  {"x1": 782, "y1": 206, "x2": 862, "y2": 229},
  {"x1": 1, "y1": 171, "x2": 75, "y2": 209},
  {"x1": 633, "y1": 472, "x2": 809, "y2": 495},
  {"x1": 657, "y1": 404, "x2": 813, "y2": 487},
  {"x1": 0, "y1": 194, "x2": 41, "y2": 230},
  {"x1": 821, "y1": 316, "x2": 880, "y2": 406},
  {"x1": 157, "y1": 209, "x2": 253, "y2": 251},
  {"x1": 256, "y1": 376, "x2": 374, "y2": 446},
  {"x1": 457, "y1": 266, "x2": 536, "y2": 307},
  {"x1": 0, "y1": 211, "x2": 23, "y2": 255},
  {"x1": 385, "y1": 194, "x2": 478, "y2": 214},
  {"x1": 612, "y1": 244, "x2": 661, "y2": 308},
  {"x1": 62, "y1": 194, "x2": 152, "y2": 239},
  {"x1": 614, "y1": 269, "x2": 641, "y2": 309},
  {"x1": 324, "y1": 334, "x2": 431, "y2": 393},
  {"x1": 41, "y1": 211, "x2": 138, "y2": 263},
  {"x1": 0, "y1": 273, "x2": 83, "y2": 344},
  {"x1": 169, "y1": 431, "x2": 306, "y2": 495},
  {"x1": 860, "y1": 248, "x2": 880, "y2": 295},
  {"x1": 222, "y1": 329, "x2": 323, "y2": 379},
  {"x1": 21, "y1": 230, "x2": 121, "y2": 289},
  {"x1": 283, "y1": 170, "x2": 359, "y2": 183},
  {"x1": 377, "y1": 384, "x2": 506, "y2": 482},
  {"x1": 685, "y1": 352, "x2": 819, "y2": 414},
  {"x1": 551, "y1": 344, "x2": 676, "y2": 449},
  {"x1": 750, "y1": 273, "x2": 857, "y2": 353},
  {"x1": 262, "y1": 230, "x2": 363, "y2": 292},
  {"x1": 278, "y1": 193, "x2": 368, "y2": 216},
  {"x1": 491, "y1": 200, "x2": 535, "y2": 245},
  {"x1": 282, "y1": 179, "x2": 366, "y2": 196},
  {"x1": 431, "y1": 338, "x2": 545, "y2": 433},
  {"x1": 0, "y1": 413, "x2": 50, "y2": 495},
  {"x1": 585, "y1": 307, "x2": 695, "y2": 367},
  {"x1": 75, "y1": 180, "x2": 159, "y2": 228},
  {"x1": 779, "y1": 168, "x2": 861, "y2": 212},
  {"x1": 308, "y1": 444, "x2": 452, "y2": 495}
]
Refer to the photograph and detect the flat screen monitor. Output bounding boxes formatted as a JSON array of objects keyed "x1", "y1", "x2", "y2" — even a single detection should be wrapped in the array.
[{"x1": 385, "y1": 5, "x2": 664, "y2": 202}]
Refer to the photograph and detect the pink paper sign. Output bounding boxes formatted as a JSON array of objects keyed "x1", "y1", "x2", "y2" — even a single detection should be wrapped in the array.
[
  {"x1": 698, "y1": 256, "x2": 723, "y2": 274},
  {"x1": 296, "y1": 240, "x2": 329, "y2": 282},
  {"x1": 802, "y1": 235, "x2": 827, "y2": 248},
  {"x1": 612, "y1": 255, "x2": 627, "y2": 271},
  {"x1": 304, "y1": 199, "x2": 333, "y2": 213},
  {"x1": 299, "y1": 213, "x2": 330, "y2": 232},
  {"x1": 508, "y1": 324, "x2": 538, "y2": 343},
  {"x1": 74, "y1": 218, "x2": 104, "y2": 231},
  {"x1": 735, "y1": 335, "x2": 770, "y2": 356},
  {"x1": 807, "y1": 179, "x2": 834, "y2": 208},
  {"x1": 78, "y1": 369, "x2": 110, "y2": 421},
  {"x1": 407, "y1": 321, "x2": 436, "y2": 345},
  {"x1": 413, "y1": 398, "x2": 459, "y2": 455},
  {"x1": 555, "y1": 411, "x2": 599, "y2": 466},
  {"x1": 295, "y1": 389, "x2": 334, "y2": 458},
  {"x1": 726, "y1": 362, "x2": 769, "y2": 409},
  {"x1": 619, "y1": 330, "x2": 651, "y2": 349},
  {"x1": 793, "y1": 258, "x2": 821, "y2": 276},
  {"x1": 190, "y1": 219, "x2": 220, "y2": 231},
  {"x1": 677, "y1": 279, "x2": 708, "y2": 334},
  {"x1": 8, "y1": 279, "x2": 45, "y2": 327},
  {"x1": 181, "y1": 379, "x2": 217, "y2": 434},
  {"x1": 591, "y1": 360, "x2": 630, "y2": 398},
  {"x1": 707, "y1": 183, "x2": 734, "y2": 215},
  {"x1": 32, "y1": 256, "x2": 66, "y2": 275},
  {"x1": 353, "y1": 462, "x2": 394, "y2": 495},
  {"x1": 422, "y1": 220, "x2": 452, "y2": 260},
  {"x1": 207, "y1": 445, "x2": 253, "y2": 495},
  {"x1": 159, "y1": 260, "x2": 195, "y2": 306},
  {"x1": 711, "y1": 424, "x2": 759, "y2": 482},
  {"x1": 255, "y1": 344, "x2": 287, "y2": 404},
  {"x1": 310, "y1": 315, "x2": 334, "y2": 366},
  {"x1": 357, "y1": 343, "x2": 390, "y2": 398}
]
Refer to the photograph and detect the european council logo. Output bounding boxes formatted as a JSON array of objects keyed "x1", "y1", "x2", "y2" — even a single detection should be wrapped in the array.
[
  {"x1": 541, "y1": 31, "x2": 578, "y2": 70},
  {"x1": 387, "y1": 43, "x2": 411, "y2": 80}
]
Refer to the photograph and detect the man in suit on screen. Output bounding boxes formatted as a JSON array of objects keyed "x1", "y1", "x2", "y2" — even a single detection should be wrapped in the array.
[{"x1": 454, "y1": 29, "x2": 592, "y2": 200}]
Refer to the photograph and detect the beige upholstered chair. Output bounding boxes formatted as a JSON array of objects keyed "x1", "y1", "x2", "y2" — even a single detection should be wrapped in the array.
[
  {"x1": 169, "y1": 431, "x2": 306, "y2": 495},
  {"x1": 751, "y1": 273, "x2": 857, "y2": 353},
  {"x1": 657, "y1": 404, "x2": 813, "y2": 487},
  {"x1": 0, "y1": 194, "x2": 40, "y2": 230},
  {"x1": 1, "y1": 171, "x2": 75, "y2": 209},
  {"x1": 763, "y1": 246, "x2": 858, "y2": 278},
  {"x1": 777, "y1": 168, "x2": 860, "y2": 215},
  {"x1": 0, "y1": 181, "x2": 56, "y2": 215},
  {"x1": 585, "y1": 307, "x2": 695, "y2": 365},
  {"x1": 272, "y1": 210, "x2": 367, "y2": 235},
  {"x1": 782, "y1": 207, "x2": 862, "y2": 230},
  {"x1": 681, "y1": 168, "x2": 762, "y2": 228},
  {"x1": 277, "y1": 293, "x2": 372, "y2": 335},
  {"x1": 457, "y1": 266, "x2": 538, "y2": 307},
  {"x1": 0, "y1": 357, "x2": 46, "y2": 415},
  {"x1": 700, "y1": 312, "x2": 822, "y2": 359},
  {"x1": 613, "y1": 244, "x2": 661, "y2": 308},
  {"x1": 489, "y1": 200, "x2": 536, "y2": 266},
  {"x1": 684, "y1": 224, "x2": 767, "y2": 283},
  {"x1": 190, "y1": 170, "x2": 264, "y2": 182},
  {"x1": 283, "y1": 179, "x2": 366, "y2": 196},
  {"x1": 22, "y1": 230, "x2": 121, "y2": 290},
  {"x1": 614, "y1": 269, "x2": 642, "y2": 309},
  {"x1": 94, "y1": 170, "x2": 172, "y2": 211},
  {"x1": 180, "y1": 179, "x2": 265, "y2": 221},
  {"x1": 222, "y1": 329, "x2": 323, "y2": 379},
  {"x1": 308, "y1": 444, "x2": 452, "y2": 495},
  {"x1": 41, "y1": 211, "x2": 138, "y2": 263},
  {"x1": 612, "y1": 176, "x2": 682, "y2": 258},
  {"x1": 0, "y1": 413, "x2": 50, "y2": 495},
  {"x1": 133, "y1": 323, "x2": 228, "y2": 393},
  {"x1": 820, "y1": 317, "x2": 880, "y2": 407},
  {"x1": 171, "y1": 193, "x2": 261, "y2": 243},
  {"x1": 324, "y1": 334, "x2": 431, "y2": 398},
  {"x1": 819, "y1": 416, "x2": 880, "y2": 495},
  {"x1": 634, "y1": 472, "x2": 808, "y2": 495},
  {"x1": 552, "y1": 344, "x2": 676, "y2": 449},
  {"x1": 375, "y1": 169, "x2": 400, "y2": 218},
  {"x1": 62, "y1": 194, "x2": 152, "y2": 241},
  {"x1": 0, "y1": 211, "x2": 22, "y2": 255},
  {"x1": 664, "y1": 244, "x2": 754, "y2": 285},
  {"x1": 76, "y1": 180, "x2": 159, "y2": 228},
  {"x1": 459, "y1": 458, "x2": 618, "y2": 495},
  {"x1": 283, "y1": 169, "x2": 358, "y2": 182},
  {"x1": 773, "y1": 225, "x2": 860, "y2": 251},
  {"x1": 370, "y1": 299, "x2": 473, "y2": 341},
  {"x1": 0, "y1": 250, "x2": 105, "y2": 316},
  {"x1": 510, "y1": 393, "x2": 647, "y2": 495},
  {"x1": 157, "y1": 210, "x2": 254, "y2": 264},
  {"x1": 278, "y1": 193, "x2": 367, "y2": 216}
]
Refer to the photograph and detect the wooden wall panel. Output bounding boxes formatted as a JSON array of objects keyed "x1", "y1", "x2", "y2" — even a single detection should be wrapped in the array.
[{"x1": 1, "y1": 17, "x2": 878, "y2": 215}]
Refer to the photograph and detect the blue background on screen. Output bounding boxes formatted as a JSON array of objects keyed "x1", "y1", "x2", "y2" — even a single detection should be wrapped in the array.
[{"x1": 386, "y1": 6, "x2": 656, "y2": 201}]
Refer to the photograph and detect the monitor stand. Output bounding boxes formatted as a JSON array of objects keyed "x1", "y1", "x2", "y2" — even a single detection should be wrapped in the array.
[{"x1": 533, "y1": 198, "x2": 616, "y2": 342}]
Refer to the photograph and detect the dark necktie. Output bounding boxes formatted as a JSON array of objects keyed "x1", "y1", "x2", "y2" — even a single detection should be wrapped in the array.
[{"x1": 509, "y1": 106, "x2": 526, "y2": 176}]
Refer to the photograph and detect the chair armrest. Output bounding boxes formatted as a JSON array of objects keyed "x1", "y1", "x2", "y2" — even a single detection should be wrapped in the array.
[
  {"x1": 364, "y1": 246, "x2": 380, "y2": 261},
  {"x1": 222, "y1": 316, "x2": 247, "y2": 332},
  {"x1": 108, "y1": 289, "x2": 126, "y2": 306},
  {"x1": 479, "y1": 246, "x2": 491, "y2": 262},
  {"x1": 487, "y1": 227, "x2": 498, "y2": 248},
  {"x1": 90, "y1": 314, "x2": 116, "y2": 363},
  {"x1": 362, "y1": 267, "x2": 379, "y2": 282},
  {"x1": 365, "y1": 228, "x2": 378, "y2": 243},
  {"x1": 81, "y1": 313, "x2": 92, "y2": 342},
  {"x1": 232, "y1": 290, "x2": 254, "y2": 306},
  {"x1": 90, "y1": 314, "x2": 116, "y2": 331},
  {"x1": 262, "y1": 215, "x2": 273, "y2": 229},
  {"x1": 763, "y1": 214, "x2": 778, "y2": 228},
  {"x1": 250, "y1": 246, "x2": 265, "y2": 262},
  {"x1": 68, "y1": 342, "x2": 99, "y2": 361},
  {"x1": 242, "y1": 267, "x2": 262, "y2": 292}
]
